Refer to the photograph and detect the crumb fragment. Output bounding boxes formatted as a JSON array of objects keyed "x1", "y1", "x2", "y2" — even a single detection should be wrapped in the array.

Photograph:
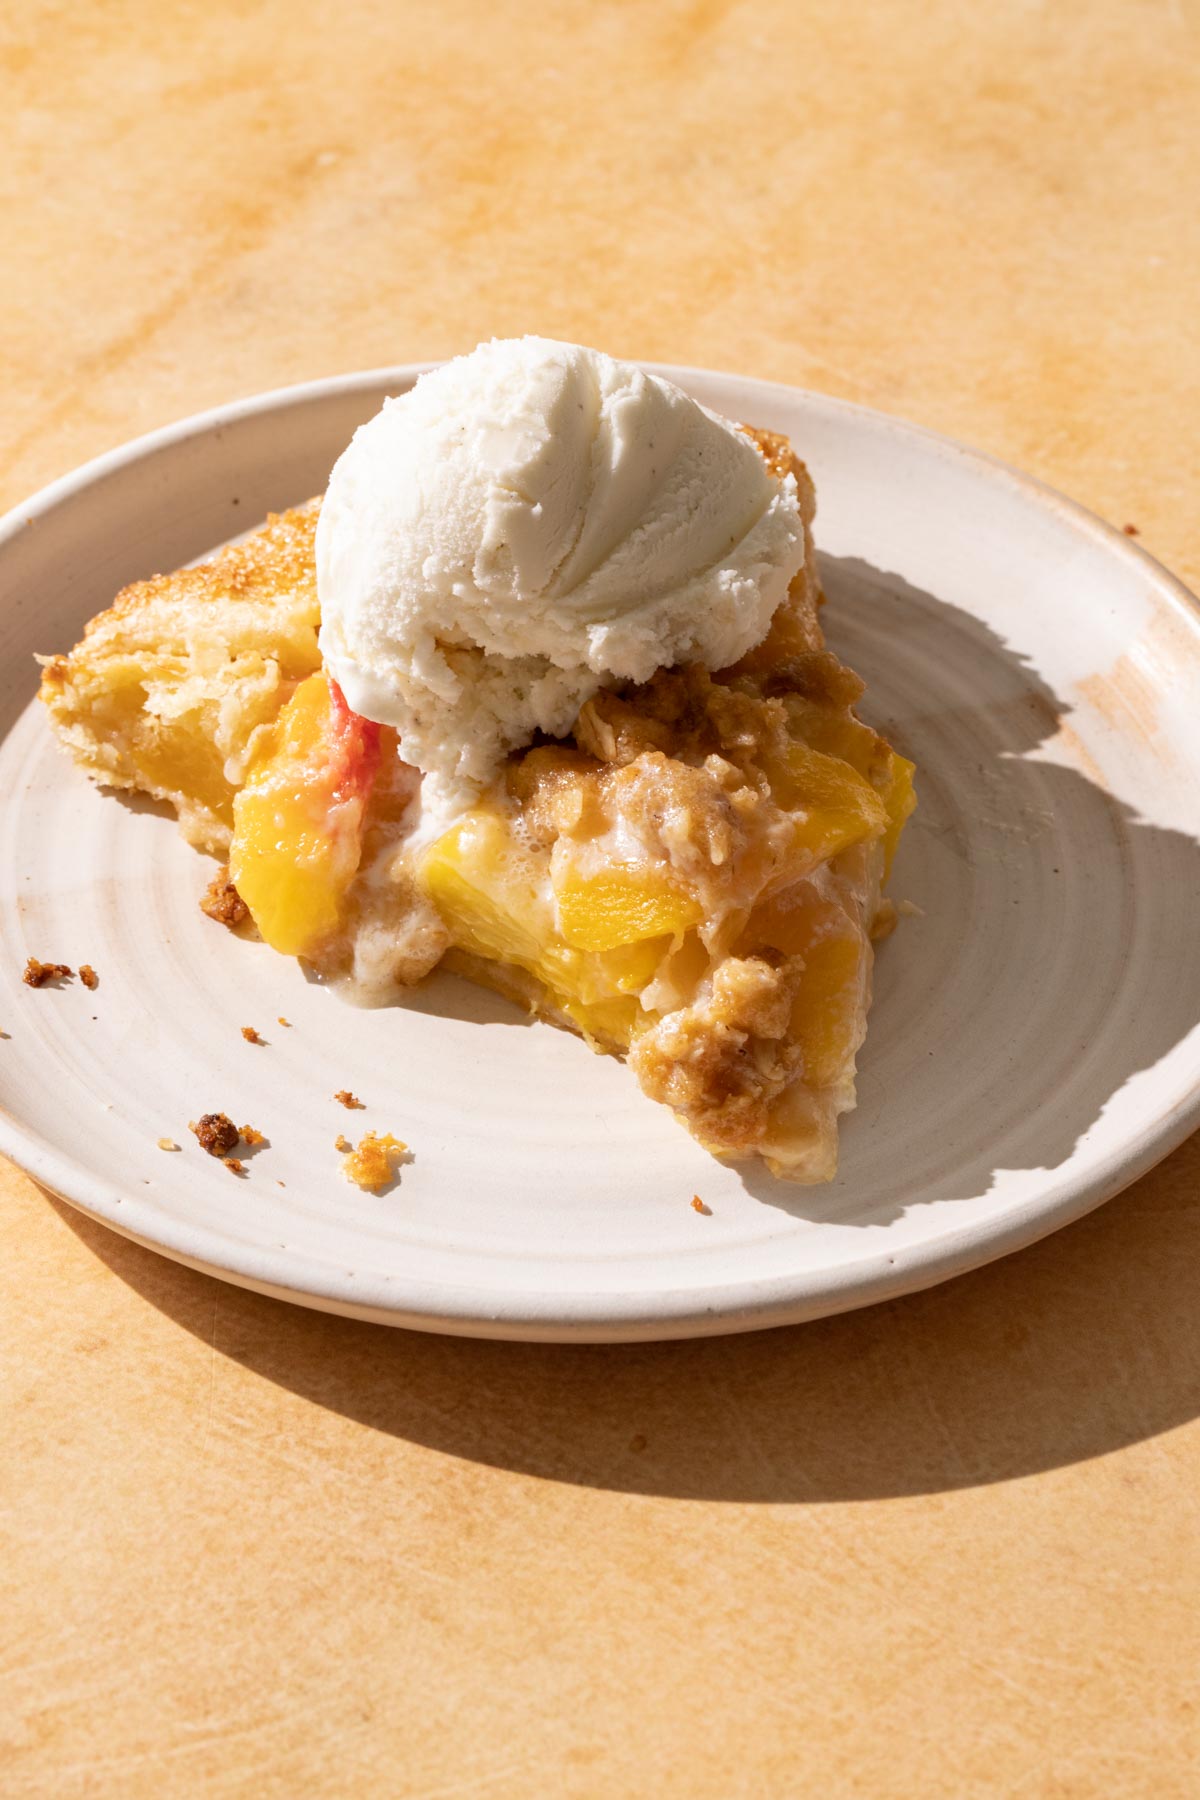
[
  {"x1": 1123, "y1": 523, "x2": 1140, "y2": 536},
  {"x1": 23, "y1": 958, "x2": 72, "y2": 987},
  {"x1": 239, "y1": 1124, "x2": 266, "y2": 1146},
  {"x1": 223, "y1": 1157, "x2": 246, "y2": 1176},
  {"x1": 157, "y1": 1137, "x2": 179, "y2": 1152},
  {"x1": 334, "y1": 1089, "x2": 365, "y2": 1110},
  {"x1": 277, "y1": 1016, "x2": 291, "y2": 1027},
  {"x1": 200, "y1": 865, "x2": 249, "y2": 927},
  {"x1": 190, "y1": 1113, "x2": 240, "y2": 1157},
  {"x1": 341, "y1": 1131, "x2": 407, "y2": 1191},
  {"x1": 691, "y1": 1194, "x2": 711, "y2": 1215},
  {"x1": 335, "y1": 1134, "x2": 352, "y2": 1152},
  {"x1": 241, "y1": 1025, "x2": 264, "y2": 1045},
  {"x1": 79, "y1": 964, "x2": 99, "y2": 990}
]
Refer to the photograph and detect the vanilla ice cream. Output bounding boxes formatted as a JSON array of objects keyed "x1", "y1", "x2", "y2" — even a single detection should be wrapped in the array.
[{"x1": 317, "y1": 336, "x2": 806, "y2": 825}]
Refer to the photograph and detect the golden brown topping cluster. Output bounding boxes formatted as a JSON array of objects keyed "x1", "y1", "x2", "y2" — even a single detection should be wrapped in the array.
[
  {"x1": 22, "y1": 958, "x2": 73, "y2": 987},
  {"x1": 630, "y1": 952, "x2": 807, "y2": 1152},
  {"x1": 739, "y1": 423, "x2": 803, "y2": 483},
  {"x1": 341, "y1": 1132, "x2": 408, "y2": 1192},
  {"x1": 200, "y1": 866, "x2": 249, "y2": 927},
  {"x1": 190, "y1": 1113, "x2": 240, "y2": 1157}
]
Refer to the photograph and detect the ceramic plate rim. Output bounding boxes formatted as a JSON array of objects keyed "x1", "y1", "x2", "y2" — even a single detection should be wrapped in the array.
[{"x1": 2, "y1": 363, "x2": 1199, "y2": 1341}]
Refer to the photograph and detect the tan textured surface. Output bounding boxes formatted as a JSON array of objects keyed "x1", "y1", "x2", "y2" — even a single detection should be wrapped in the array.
[{"x1": 3, "y1": 1, "x2": 1200, "y2": 1793}]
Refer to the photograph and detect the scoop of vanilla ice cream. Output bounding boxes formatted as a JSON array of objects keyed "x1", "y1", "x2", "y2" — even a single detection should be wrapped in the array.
[{"x1": 316, "y1": 336, "x2": 806, "y2": 823}]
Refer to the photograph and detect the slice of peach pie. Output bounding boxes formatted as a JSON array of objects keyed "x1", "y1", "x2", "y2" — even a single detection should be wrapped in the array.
[{"x1": 40, "y1": 352, "x2": 913, "y2": 1182}]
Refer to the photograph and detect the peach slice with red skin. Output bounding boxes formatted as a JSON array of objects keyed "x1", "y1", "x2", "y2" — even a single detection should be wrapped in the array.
[{"x1": 230, "y1": 672, "x2": 380, "y2": 958}]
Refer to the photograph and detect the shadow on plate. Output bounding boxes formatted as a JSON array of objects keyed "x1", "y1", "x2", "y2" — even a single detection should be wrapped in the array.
[{"x1": 743, "y1": 553, "x2": 1200, "y2": 1224}]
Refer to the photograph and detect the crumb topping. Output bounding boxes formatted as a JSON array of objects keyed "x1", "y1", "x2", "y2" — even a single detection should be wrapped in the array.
[
  {"x1": 630, "y1": 951, "x2": 807, "y2": 1151},
  {"x1": 23, "y1": 958, "x2": 73, "y2": 987},
  {"x1": 157, "y1": 1137, "x2": 179, "y2": 1151},
  {"x1": 200, "y1": 866, "x2": 250, "y2": 927},
  {"x1": 691, "y1": 1195, "x2": 711, "y2": 1214},
  {"x1": 241, "y1": 1025, "x2": 264, "y2": 1044},
  {"x1": 740, "y1": 423, "x2": 802, "y2": 482},
  {"x1": 79, "y1": 964, "x2": 99, "y2": 990},
  {"x1": 223, "y1": 1157, "x2": 246, "y2": 1176},
  {"x1": 190, "y1": 1113, "x2": 240, "y2": 1157},
  {"x1": 334, "y1": 1134, "x2": 352, "y2": 1152},
  {"x1": 334, "y1": 1089, "x2": 365, "y2": 1109},
  {"x1": 239, "y1": 1124, "x2": 265, "y2": 1146},
  {"x1": 342, "y1": 1131, "x2": 407, "y2": 1191}
]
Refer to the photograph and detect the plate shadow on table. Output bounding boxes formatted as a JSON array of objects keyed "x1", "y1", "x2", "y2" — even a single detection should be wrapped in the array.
[
  {"x1": 48, "y1": 1134, "x2": 1200, "y2": 1503},
  {"x1": 42, "y1": 553, "x2": 1200, "y2": 1501}
]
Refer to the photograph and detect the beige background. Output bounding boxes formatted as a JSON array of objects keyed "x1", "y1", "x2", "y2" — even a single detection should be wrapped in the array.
[{"x1": 4, "y1": 1, "x2": 1200, "y2": 1793}]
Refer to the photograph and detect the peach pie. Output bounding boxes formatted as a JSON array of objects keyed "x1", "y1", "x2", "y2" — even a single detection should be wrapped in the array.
[{"x1": 40, "y1": 343, "x2": 914, "y2": 1181}]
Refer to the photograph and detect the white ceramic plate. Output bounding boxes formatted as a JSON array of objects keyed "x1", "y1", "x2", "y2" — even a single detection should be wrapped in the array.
[{"x1": 3, "y1": 367, "x2": 1199, "y2": 1341}]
